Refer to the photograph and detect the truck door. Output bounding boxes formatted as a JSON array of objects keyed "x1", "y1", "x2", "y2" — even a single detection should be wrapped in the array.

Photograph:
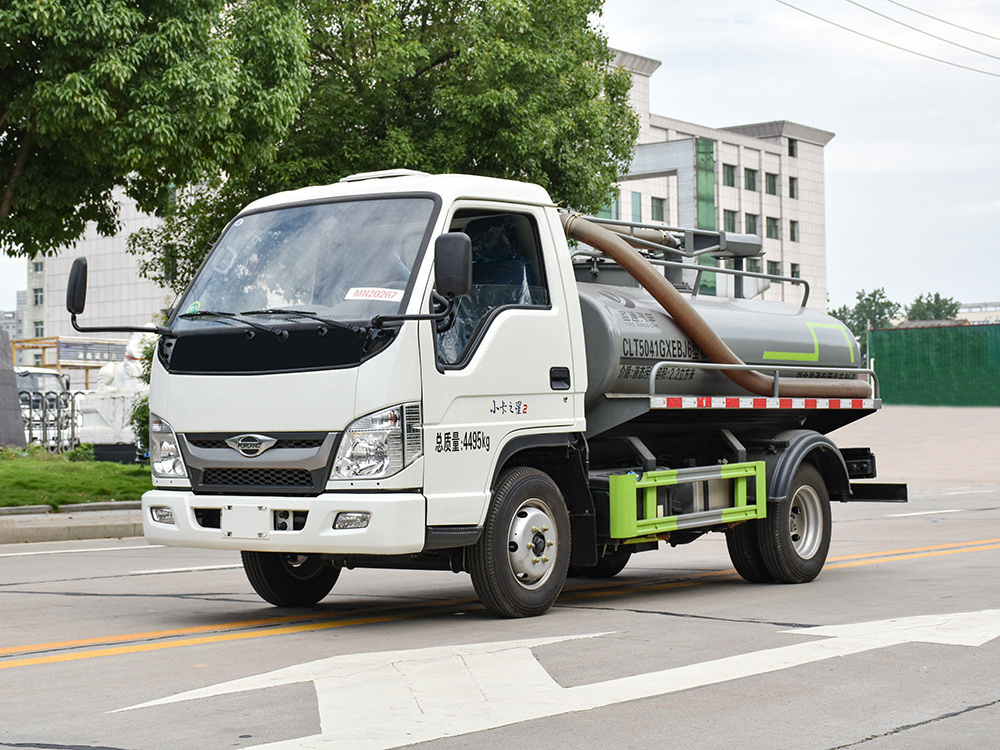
[{"x1": 419, "y1": 204, "x2": 578, "y2": 527}]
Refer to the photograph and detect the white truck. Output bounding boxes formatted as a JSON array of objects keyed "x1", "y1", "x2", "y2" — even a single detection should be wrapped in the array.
[{"x1": 66, "y1": 170, "x2": 905, "y2": 617}]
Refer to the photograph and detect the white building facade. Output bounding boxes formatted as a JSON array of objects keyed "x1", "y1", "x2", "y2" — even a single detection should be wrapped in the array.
[
  {"x1": 613, "y1": 51, "x2": 834, "y2": 310},
  {"x1": 15, "y1": 194, "x2": 171, "y2": 383},
  {"x1": 36, "y1": 193, "x2": 172, "y2": 341}
]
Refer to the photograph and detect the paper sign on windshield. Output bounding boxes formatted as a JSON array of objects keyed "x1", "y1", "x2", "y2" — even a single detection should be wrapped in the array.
[{"x1": 345, "y1": 287, "x2": 405, "y2": 302}]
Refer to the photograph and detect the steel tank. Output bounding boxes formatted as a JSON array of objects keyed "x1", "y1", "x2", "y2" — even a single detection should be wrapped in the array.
[{"x1": 578, "y1": 283, "x2": 862, "y2": 406}]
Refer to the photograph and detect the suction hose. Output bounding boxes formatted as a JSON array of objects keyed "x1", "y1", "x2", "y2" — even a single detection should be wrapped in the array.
[{"x1": 561, "y1": 213, "x2": 872, "y2": 399}]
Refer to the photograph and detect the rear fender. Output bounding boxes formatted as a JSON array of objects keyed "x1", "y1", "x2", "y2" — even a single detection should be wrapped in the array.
[{"x1": 760, "y1": 429, "x2": 850, "y2": 503}]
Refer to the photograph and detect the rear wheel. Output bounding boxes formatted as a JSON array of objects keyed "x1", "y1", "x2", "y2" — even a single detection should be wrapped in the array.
[
  {"x1": 241, "y1": 551, "x2": 340, "y2": 607},
  {"x1": 758, "y1": 464, "x2": 831, "y2": 583},
  {"x1": 570, "y1": 546, "x2": 633, "y2": 579},
  {"x1": 725, "y1": 522, "x2": 774, "y2": 583},
  {"x1": 468, "y1": 467, "x2": 570, "y2": 618}
]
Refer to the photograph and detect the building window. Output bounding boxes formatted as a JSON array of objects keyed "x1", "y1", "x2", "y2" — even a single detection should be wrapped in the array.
[
  {"x1": 34, "y1": 354, "x2": 43, "y2": 366},
  {"x1": 788, "y1": 176, "x2": 799, "y2": 199},
  {"x1": 651, "y1": 197, "x2": 665, "y2": 222},
  {"x1": 767, "y1": 261, "x2": 781, "y2": 277},
  {"x1": 788, "y1": 138, "x2": 798, "y2": 157},
  {"x1": 596, "y1": 194, "x2": 619, "y2": 220},
  {"x1": 723, "y1": 210, "x2": 737, "y2": 233},
  {"x1": 747, "y1": 258, "x2": 762, "y2": 273},
  {"x1": 789, "y1": 220, "x2": 800, "y2": 242},
  {"x1": 34, "y1": 321, "x2": 44, "y2": 337},
  {"x1": 744, "y1": 168, "x2": 758, "y2": 192},
  {"x1": 766, "y1": 217, "x2": 780, "y2": 239},
  {"x1": 745, "y1": 213, "x2": 758, "y2": 236},
  {"x1": 33, "y1": 288, "x2": 44, "y2": 305},
  {"x1": 32, "y1": 261, "x2": 44, "y2": 273},
  {"x1": 790, "y1": 263, "x2": 801, "y2": 278},
  {"x1": 722, "y1": 164, "x2": 736, "y2": 187},
  {"x1": 765, "y1": 173, "x2": 778, "y2": 195},
  {"x1": 632, "y1": 191, "x2": 642, "y2": 223}
]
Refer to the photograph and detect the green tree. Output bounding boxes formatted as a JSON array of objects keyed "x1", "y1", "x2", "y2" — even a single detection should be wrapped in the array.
[
  {"x1": 905, "y1": 292, "x2": 960, "y2": 321},
  {"x1": 130, "y1": 0, "x2": 639, "y2": 291},
  {"x1": 1, "y1": 0, "x2": 309, "y2": 257},
  {"x1": 829, "y1": 288, "x2": 901, "y2": 359}
]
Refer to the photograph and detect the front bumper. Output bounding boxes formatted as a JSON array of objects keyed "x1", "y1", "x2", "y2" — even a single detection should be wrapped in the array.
[{"x1": 141, "y1": 489, "x2": 427, "y2": 554}]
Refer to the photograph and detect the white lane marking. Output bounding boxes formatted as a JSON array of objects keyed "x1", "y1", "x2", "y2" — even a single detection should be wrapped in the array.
[
  {"x1": 127, "y1": 565, "x2": 243, "y2": 575},
  {"x1": 118, "y1": 610, "x2": 1000, "y2": 750},
  {"x1": 887, "y1": 509, "x2": 963, "y2": 517},
  {"x1": 943, "y1": 489, "x2": 995, "y2": 495},
  {"x1": 0, "y1": 545, "x2": 163, "y2": 558}
]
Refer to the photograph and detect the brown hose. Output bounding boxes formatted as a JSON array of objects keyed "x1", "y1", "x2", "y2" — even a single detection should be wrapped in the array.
[
  {"x1": 562, "y1": 213, "x2": 873, "y2": 399},
  {"x1": 583, "y1": 220, "x2": 681, "y2": 250}
]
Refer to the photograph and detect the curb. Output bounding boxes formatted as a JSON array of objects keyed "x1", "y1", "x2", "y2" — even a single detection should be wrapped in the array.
[
  {"x1": 59, "y1": 501, "x2": 142, "y2": 513},
  {"x1": 0, "y1": 505, "x2": 52, "y2": 516},
  {"x1": 0, "y1": 507, "x2": 144, "y2": 545},
  {"x1": 0, "y1": 501, "x2": 141, "y2": 517}
]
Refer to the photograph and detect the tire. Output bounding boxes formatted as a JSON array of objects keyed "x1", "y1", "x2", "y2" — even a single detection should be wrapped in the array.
[
  {"x1": 725, "y1": 522, "x2": 775, "y2": 583},
  {"x1": 468, "y1": 467, "x2": 571, "y2": 618},
  {"x1": 758, "y1": 464, "x2": 831, "y2": 583},
  {"x1": 241, "y1": 551, "x2": 340, "y2": 607},
  {"x1": 571, "y1": 546, "x2": 633, "y2": 579}
]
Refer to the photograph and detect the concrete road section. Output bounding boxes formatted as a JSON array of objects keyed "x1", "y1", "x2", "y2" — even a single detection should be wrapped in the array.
[
  {"x1": 830, "y1": 405, "x2": 1000, "y2": 485},
  {"x1": 0, "y1": 406, "x2": 997, "y2": 748}
]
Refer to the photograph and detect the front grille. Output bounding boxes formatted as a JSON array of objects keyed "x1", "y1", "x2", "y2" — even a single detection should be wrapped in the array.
[
  {"x1": 202, "y1": 468, "x2": 313, "y2": 487},
  {"x1": 187, "y1": 438, "x2": 324, "y2": 451}
]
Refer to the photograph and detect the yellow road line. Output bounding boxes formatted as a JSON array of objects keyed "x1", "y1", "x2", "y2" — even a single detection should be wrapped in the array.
[
  {"x1": 0, "y1": 613, "x2": 347, "y2": 656},
  {"x1": 1, "y1": 613, "x2": 419, "y2": 670},
  {"x1": 827, "y1": 544, "x2": 1000, "y2": 570},
  {"x1": 3, "y1": 539, "x2": 997, "y2": 670},
  {"x1": 0, "y1": 596, "x2": 477, "y2": 658},
  {"x1": 827, "y1": 538, "x2": 1000, "y2": 563}
]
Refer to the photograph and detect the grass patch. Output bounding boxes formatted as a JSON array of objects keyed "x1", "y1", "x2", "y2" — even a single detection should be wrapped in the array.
[{"x1": 0, "y1": 445, "x2": 151, "y2": 508}]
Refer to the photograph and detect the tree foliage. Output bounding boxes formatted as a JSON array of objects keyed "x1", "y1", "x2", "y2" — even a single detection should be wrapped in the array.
[
  {"x1": 905, "y1": 292, "x2": 960, "y2": 321},
  {"x1": 130, "y1": 0, "x2": 639, "y2": 291},
  {"x1": 829, "y1": 288, "x2": 901, "y2": 359},
  {"x1": 0, "y1": 0, "x2": 309, "y2": 257}
]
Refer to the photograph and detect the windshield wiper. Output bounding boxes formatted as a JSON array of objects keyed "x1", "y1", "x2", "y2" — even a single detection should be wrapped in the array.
[
  {"x1": 178, "y1": 310, "x2": 289, "y2": 340},
  {"x1": 240, "y1": 309, "x2": 368, "y2": 337}
]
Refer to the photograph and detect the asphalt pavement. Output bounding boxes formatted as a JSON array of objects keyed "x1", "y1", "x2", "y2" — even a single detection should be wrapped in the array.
[{"x1": 1, "y1": 404, "x2": 996, "y2": 545}]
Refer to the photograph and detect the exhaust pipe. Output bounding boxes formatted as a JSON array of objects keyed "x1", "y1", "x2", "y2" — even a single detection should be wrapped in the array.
[{"x1": 561, "y1": 213, "x2": 872, "y2": 400}]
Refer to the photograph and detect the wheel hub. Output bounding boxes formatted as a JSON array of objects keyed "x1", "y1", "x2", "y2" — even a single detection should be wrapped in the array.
[
  {"x1": 789, "y1": 485, "x2": 823, "y2": 559},
  {"x1": 507, "y1": 500, "x2": 557, "y2": 589}
]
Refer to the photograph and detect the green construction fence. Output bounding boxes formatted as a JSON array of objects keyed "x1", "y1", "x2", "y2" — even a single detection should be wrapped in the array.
[{"x1": 869, "y1": 324, "x2": 1000, "y2": 406}]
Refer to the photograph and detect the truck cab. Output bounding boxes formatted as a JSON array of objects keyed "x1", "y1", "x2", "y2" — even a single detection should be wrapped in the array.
[{"x1": 139, "y1": 172, "x2": 588, "y2": 615}]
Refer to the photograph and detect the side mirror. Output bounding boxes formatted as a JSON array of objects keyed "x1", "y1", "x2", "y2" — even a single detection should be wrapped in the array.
[
  {"x1": 66, "y1": 257, "x2": 88, "y2": 315},
  {"x1": 434, "y1": 233, "x2": 472, "y2": 299}
]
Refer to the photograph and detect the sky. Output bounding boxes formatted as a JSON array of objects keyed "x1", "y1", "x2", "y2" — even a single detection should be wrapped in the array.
[
  {"x1": 596, "y1": 0, "x2": 1000, "y2": 309},
  {"x1": 2, "y1": 0, "x2": 998, "y2": 311}
]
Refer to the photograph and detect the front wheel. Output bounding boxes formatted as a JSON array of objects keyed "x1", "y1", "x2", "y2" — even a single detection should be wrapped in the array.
[
  {"x1": 468, "y1": 467, "x2": 571, "y2": 618},
  {"x1": 758, "y1": 464, "x2": 831, "y2": 583},
  {"x1": 241, "y1": 551, "x2": 340, "y2": 607}
]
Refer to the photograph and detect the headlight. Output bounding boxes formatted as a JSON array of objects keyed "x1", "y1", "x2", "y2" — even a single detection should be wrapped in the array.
[
  {"x1": 150, "y1": 414, "x2": 188, "y2": 479},
  {"x1": 334, "y1": 403, "x2": 422, "y2": 479}
]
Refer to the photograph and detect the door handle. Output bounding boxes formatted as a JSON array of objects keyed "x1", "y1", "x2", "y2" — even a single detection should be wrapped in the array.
[{"x1": 549, "y1": 367, "x2": 571, "y2": 391}]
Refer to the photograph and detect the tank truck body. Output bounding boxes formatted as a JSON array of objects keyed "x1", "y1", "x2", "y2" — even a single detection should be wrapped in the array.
[{"x1": 66, "y1": 170, "x2": 906, "y2": 617}]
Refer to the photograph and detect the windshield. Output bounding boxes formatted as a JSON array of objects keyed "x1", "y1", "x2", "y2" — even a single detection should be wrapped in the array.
[{"x1": 172, "y1": 197, "x2": 436, "y2": 330}]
